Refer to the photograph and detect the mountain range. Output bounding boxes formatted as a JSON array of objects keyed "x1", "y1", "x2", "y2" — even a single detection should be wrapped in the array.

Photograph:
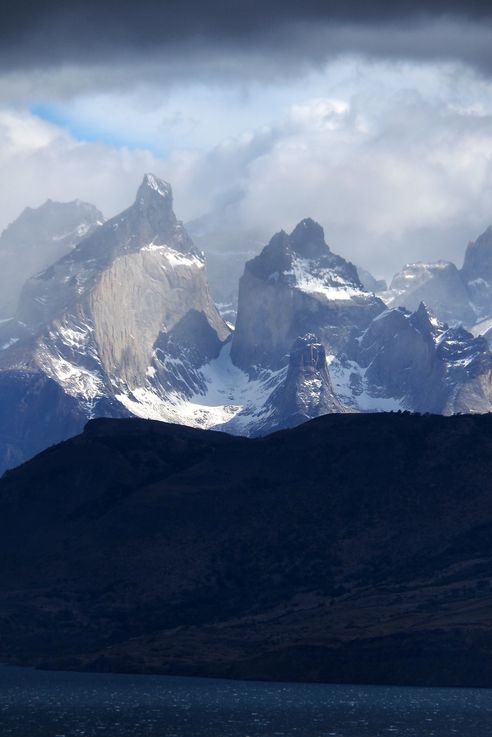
[{"x1": 2, "y1": 174, "x2": 492, "y2": 471}]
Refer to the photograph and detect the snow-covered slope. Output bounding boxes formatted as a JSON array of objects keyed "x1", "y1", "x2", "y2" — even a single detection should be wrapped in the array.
[{"x1": 115, "y1": 341, "x2": 286, "y2": 434}]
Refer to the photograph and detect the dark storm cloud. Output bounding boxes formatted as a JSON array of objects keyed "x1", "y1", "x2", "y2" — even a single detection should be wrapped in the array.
[{"x1": 1, "y1": 0, "x2": 492, "y2": 71}]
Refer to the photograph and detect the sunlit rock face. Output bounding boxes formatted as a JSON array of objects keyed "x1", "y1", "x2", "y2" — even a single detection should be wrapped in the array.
[
  {"x1": 0, "y1": 174, "x2": 231, "y2": 471},
  {"x1": 231, "y1": 218, "x2": 385, "y2": 372},
  {"x1": 0, "y1": 198, "x2": 104, "y2": 319}
]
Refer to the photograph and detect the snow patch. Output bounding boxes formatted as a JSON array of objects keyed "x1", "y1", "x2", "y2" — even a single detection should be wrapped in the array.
[
  {"x1": 328, "y1": 355, "x2": 405, "y2": 412},
  {"x1": 144, "y1": 174, "x2": 171, "y2": 198},
  {"x1": 286, "y1": 257, "x2": 366, "y2": 301},
  {"x1": 1, "y1": 337, "x2": 18, "y2": 350},
  {"x1": 116, "y1": 343, "x2": 284, "y2": 433},
  {"x1": 45, "y1": 356, "x2": 105, "y2": 400},
  {"x1": 141, "y1": 242, "x2": 204, "y2": 269}
]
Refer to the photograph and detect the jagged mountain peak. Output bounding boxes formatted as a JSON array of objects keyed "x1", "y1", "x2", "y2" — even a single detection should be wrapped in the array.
[
  {"x1": 125, "y1": 173, "x2": 188, "y2": 252},
  {"x1": 252, "y1": 331, "x2": 345, "y2": 433},
  {"x1": 13, "y1": 176, "x2": 203, "y2": 331},
  {"x1": 289, "y1": 218, "x2": 328, "y2": 259},
  {"x1": 369, "y1": 302, "x2": 442, "y2": 340},
  {"x1": 409, "y1": 301, "x2": 442, "y2": 335},
  {"x1": 0, "y1": 177, "x2": 232, "y2": 471},
  {"x1": 415, "y1": 300, "x2": 433, "y2": 319},
  {"x1": 231, "y1": 220, "x2": 384, "y2": 372},
  {"x1": 137, "y1": 173, "x2": 173, "y2": 204},
  {"x1": 246, "y1": 218, "x2": 360, "y2": 289},
  {"x1": 40, "y1": 175, "x2": 191, "y2": 271}
]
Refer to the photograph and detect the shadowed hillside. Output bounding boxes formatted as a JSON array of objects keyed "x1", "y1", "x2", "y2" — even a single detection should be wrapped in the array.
[{"x1": 1, "y1": 412, "x2": 492, "y2": 687}]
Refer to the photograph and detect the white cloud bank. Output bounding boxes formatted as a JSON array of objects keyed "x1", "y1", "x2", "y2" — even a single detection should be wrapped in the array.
[{"x1": 1, "y1": 58, "x2": 492, "y2": 278}]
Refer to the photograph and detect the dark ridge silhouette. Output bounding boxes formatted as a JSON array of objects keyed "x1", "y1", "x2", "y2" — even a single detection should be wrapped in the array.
[{"x1": 1, "y1": 412, "x2": 492, "y2": 687}]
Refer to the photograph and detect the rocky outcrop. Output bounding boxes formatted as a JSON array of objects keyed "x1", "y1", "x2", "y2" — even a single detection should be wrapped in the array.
[
  {"x1": 0, "y1": 199, "x2": 103, "y2": 319},
  {"x1": 252, "y1": 334, "x2": 345, "y2": 433},
  {"x1": 231, "y1": 219, "x2": 385, "y2": 372}
]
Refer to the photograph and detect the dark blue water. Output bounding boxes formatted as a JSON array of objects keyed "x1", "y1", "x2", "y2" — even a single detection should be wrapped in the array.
[{"x1": 0, "y1": 666, "x2": 491, "y2": 736}]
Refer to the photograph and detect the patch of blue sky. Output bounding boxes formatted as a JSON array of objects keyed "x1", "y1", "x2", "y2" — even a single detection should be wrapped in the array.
[{"x1": 30, "y1": 103, "x2": 166, "y2": 156}]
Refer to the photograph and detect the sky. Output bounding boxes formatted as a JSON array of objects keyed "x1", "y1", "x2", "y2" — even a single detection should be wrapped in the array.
[{"x1": 1, "y1": 1, "x2": 492, "y2": 278}]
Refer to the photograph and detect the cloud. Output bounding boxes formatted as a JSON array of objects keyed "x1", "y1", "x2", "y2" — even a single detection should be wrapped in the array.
[
  {"x1": 157, "y1": 63, "x2": 492, "y2": 278},
  {"x1": 0, "y1": 109, "x2": 163, "y2": 227},
  {"x1": 0, "y1": 2, "x2": 492, "y2": 83},
  {"x1": 2, "y1": 0, "x2": 492, "y2": 51},
  {"x1": 2, "y1": 59, "x2": 492, "y2": 282}
]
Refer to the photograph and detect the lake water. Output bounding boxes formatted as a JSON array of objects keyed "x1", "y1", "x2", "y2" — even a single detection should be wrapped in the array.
[{"x1": 0, "y1": 666, "x2": 491, "y2": 736}]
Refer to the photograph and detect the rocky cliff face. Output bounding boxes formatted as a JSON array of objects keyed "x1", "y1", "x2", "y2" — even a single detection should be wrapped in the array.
[
  {"x1": 0, "y1": 199, "x2": 103, "y2": 319},
  {"x1": 0, "y1": 175, "x2": 231, "y2": 471},
  {"x1": 231, "y1": 219, "x2": 385, "y2": 372}
]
